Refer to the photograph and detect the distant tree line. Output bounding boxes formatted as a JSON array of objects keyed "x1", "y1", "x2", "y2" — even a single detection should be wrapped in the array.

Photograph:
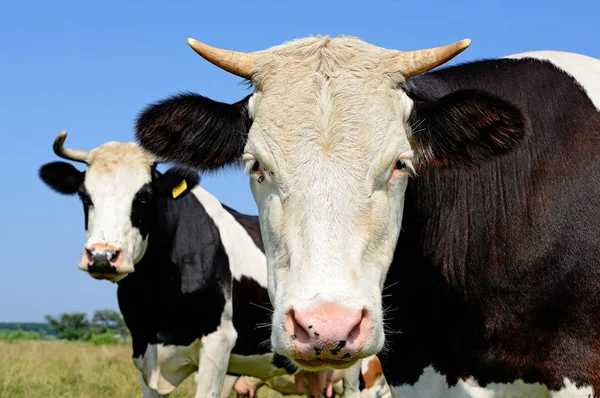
[
  {"x1": 0, "y1": 310, "x2": 130, "y2": 344},
  {"x1": 0, "y1": 322, "x2": 54, "y2": 337}
]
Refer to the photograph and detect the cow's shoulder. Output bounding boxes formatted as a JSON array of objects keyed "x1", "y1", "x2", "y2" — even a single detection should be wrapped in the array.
[{"x1": 190, "y1": 186, "x2": 267, "y2": 287}]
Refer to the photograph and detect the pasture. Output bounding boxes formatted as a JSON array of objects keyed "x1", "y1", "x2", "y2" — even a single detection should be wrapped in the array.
[{"x1": 0, "y1": 341, "x2": 300, "y2": 398}]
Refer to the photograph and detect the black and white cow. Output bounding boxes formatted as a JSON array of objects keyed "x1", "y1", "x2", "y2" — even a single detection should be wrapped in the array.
[
  {"x1": 133, "y1": 36, "x2": 600, "y2": 397},
  {"x1": 38, "y1": 131, "x2": 298, "y2": 397},
  {"x1": 39, "y1": 131, "x2": 379, "y2": 398}
]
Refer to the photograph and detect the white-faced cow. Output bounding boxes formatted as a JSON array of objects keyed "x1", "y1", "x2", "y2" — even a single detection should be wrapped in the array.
[{"x1": 134, "y1": 36, "x2": 600, "y2": 397}]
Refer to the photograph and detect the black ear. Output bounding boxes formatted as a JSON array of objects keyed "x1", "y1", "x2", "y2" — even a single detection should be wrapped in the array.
[
  {"x1": 409, "y1": 90, "x2": 527, "y2": 166},
  {"x1": 153, "y1": 166, "x2": 200, "y2": 198},
  {"x1": 135, "y1": 92, "x2": 252, "y2": 172},
  {"x1": 39, "y1": 161, "x2": 85, "y2": 195}
]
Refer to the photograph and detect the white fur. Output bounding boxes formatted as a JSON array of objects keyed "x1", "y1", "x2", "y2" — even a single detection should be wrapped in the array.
[
  {"x1": 134, "y1": 343, "x2": 295, "y2": 397},
  {"x1": 506, "y1": 51, "x2": 600, "y2": 111},
  {"x1": 139, "y1": 371, "x2": 168, "y2": 398},
  {"x1": 135, "y1": 342, "x2": 198, "y2": 396},
  {"x1": 390, "y1": 366, "x2": 594, "y2": 398},
  {"x1": 82, "y1": 142, "x2": 154, "y2": 278},
  {"x1": 193, "y1": 299, "x2": 237, "y2": 398},
  {"x1": 245, "y1": 37, "x2": 417, "y2": 362}
]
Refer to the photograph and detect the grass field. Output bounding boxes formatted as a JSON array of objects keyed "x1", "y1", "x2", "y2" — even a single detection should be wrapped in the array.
[
  {"x1": 0, "y1": 340, "x2": 196, "y2": 397},
  {"x1": 0, "y1": 341, "x2": 307, "y2": 398}
]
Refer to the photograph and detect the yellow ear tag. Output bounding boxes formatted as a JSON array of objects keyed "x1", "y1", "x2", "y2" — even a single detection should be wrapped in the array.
[{"x1": 172, "y1": 180, "x2": 187, "y2": 199}]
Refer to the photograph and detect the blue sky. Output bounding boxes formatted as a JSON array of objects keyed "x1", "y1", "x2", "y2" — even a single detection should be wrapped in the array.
[{"x1": 1, "y1": 0, "x2": 598, "y2": 322}]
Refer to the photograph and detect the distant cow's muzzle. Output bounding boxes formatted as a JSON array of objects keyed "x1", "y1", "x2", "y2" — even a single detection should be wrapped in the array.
[{"x1": 82, "y1": 244, "x2": 123, "y2": 275}]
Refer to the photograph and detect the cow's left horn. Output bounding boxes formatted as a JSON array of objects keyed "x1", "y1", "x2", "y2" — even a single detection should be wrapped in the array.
[
  {"x1": 395, "y1": 39, "x2": 471, "y2": 78},
  {"x1": 53, "y1": 130, "x2": 89, "y2": 163},
  {"x1": 187, "y1": 38, "x2": 256, "y2": 79}
]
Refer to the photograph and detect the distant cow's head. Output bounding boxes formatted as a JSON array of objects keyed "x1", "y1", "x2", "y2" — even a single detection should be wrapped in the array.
[
  {"x1": 135, "y1": 36, "x2": 526, "y2": 369},
  {"x1": 39, "y1": 131, "x2": 194, "y2": 282}
]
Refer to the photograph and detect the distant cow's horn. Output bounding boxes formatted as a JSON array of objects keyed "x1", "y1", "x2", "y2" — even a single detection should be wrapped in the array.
[
  {"x1": 53, "y1": 130, "x2": 89, "y2": 163},
  {"x1": 395, "y1": 39, "x2": 471, "y2": 78},
  {"x1": 187, "y1": 38, "x2": 256, "y2": 79}
]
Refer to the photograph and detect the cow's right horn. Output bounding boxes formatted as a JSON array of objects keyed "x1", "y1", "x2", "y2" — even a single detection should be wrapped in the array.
[
  {"x1": 394, "y1": 39, "x2": 472, "y2": 78},
  {"x1": 53, "y1": 130, "x2": 89, "y2": 163},
  {"x1": 186, "y1": 38, "x2": 256, "y2": 79}
]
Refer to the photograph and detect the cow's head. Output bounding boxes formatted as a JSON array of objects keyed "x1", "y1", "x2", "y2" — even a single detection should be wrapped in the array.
[
  {"x1": 39, "y1": 131, "x2": 192, "y2": 282},
  {"x1": 135, "y1": 36, "x2": 526, "y2": 369}
]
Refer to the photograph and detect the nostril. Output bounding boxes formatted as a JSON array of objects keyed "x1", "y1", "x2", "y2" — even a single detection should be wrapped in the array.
[
  {"x1": 288, "y1": 309, "x2": 310, "y2": 343},
  {"x1": 109, "y1": 250, "x2": 121, "y2": 265},
  {"x1": 85, "y1": 248, "x2": 94, "y2": 264},
  {"x1": 348, "y1": 308, "x2": 368, "y2": 343}
]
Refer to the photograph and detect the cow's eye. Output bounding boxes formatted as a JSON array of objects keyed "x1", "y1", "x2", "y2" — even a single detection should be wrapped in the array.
[
  {"x1": 391, "y1": 155, "x2": 414, "y2": 180},
  {"x1": 394, "y1": 160, "x2": 407, "y2": 170},
  {"x1": 134, "y1": 193, "x2": 151, "y2": 206},
  {"x1": 249, "y1": 160, "x2": 265, "y2": 183}
]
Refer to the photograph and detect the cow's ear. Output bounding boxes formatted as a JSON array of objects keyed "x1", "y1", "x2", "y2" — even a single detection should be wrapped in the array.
[
  {"x1": 409, "y1": 90, "x2": 527, "y2": 167},
  {"x1": 39, "y1": 161, "x2": 85, "y2": 195},
  {"x1": 153, "y1": 166, "x2": 200, "y2": 199},
  {"x1": 135, "y1": 92, "x2": 252, "y2": 172}
]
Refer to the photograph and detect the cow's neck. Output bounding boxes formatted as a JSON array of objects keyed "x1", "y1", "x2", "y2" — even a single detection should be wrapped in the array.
[
  {"x1": 117, "y1": 209, "x2": 179, "y2": 286},
  {"x1": 382, "y1": 145, "x2": 570, "y2": 388}
]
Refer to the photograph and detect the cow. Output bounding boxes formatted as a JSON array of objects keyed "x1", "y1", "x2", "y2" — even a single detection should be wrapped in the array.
[
  {"x1": 38, "y1": 131, "x2": 373, "y2": 398},
  {"x1": 133, "y1": 35, "x2": 600, "y2": 397}
]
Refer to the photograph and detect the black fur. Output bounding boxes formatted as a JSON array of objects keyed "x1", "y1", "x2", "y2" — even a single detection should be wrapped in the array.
[
  {"x1": 152, "y1": 166, "x2": 201, "y2": 196},
  {"x1": 135, "y1": 93, "x2": 252, "y2": 171},
  {"x1": 120, "y1": 176, "x2": 231, "y2": 349},
  {"x1": 130, "y1": 182, "x2": 153, "y2": 240},
  {"x1": 378, "y1": 56, "x2": 600, "y2": 391},
  {"x1": 408, "y1": 89, "x2": 527, "y2": 166},
  {"x1": 78, "y1": 184, "x2": 92, "y2": 230}
]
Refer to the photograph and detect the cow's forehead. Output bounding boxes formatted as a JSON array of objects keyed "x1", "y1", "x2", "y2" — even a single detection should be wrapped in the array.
[
  {"x1": 253, "y1": 36, "x2": 402, "y2": 87},
  {"x1": 248, "y1": 37, "x2": 413, "y2": 176},
  {"x1": 85, "y1": 142, "x2": 153, "y2": 188}
]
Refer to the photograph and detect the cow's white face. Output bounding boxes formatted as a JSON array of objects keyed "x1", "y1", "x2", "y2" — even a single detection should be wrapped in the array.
[
  {"x1": 242, "y1": 39, "x2": 417, "y2": 368},
  {"x1": 135, "y1": 35, "x2": 525, "y2": 370},
  {"x1": 79, "y1": 143, "x2": 155, "y2": 282}
]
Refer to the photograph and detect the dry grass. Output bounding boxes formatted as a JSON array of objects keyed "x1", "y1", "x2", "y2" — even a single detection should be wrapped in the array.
[
  {"x1": 0, "y1": 340, "x2": 197, "y2": 397},
  {"x1": 0, "y1": 341, "x2": 302, "y2": 398}
]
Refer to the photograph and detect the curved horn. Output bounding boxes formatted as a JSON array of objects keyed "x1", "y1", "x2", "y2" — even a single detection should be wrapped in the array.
[
  {"x1": 395, "y1": 39, "x2": 471, "y2": 78},
  {"x1": 53, "y1": 130, "x2": 89, "y2": 163},
  {"x1": 186, "y1": 38, "x2": 256, "y2": 79}
]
